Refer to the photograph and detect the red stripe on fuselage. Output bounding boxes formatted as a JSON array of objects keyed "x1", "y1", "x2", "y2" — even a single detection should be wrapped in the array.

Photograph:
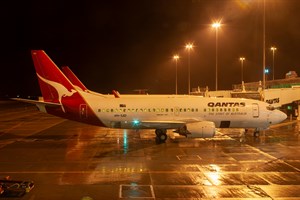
[{"x1": 45, "y1": 92, "x2": 106, "y2": 127}]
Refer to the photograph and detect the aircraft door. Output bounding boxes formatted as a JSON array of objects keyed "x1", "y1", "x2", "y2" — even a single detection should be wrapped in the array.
[
  {"x1": 174, "y1": 107, "x2": 180, "y2": 116},
  {"x1": 80, "y1": 104, "x2": 87, "y2": 119},
  {"x1": 252, "y1": 103, "x2": 259, "y2": 118}
]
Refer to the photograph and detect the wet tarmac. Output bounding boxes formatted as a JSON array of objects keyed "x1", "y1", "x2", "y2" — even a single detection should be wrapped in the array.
[{"x1": 0, "y1": 100, "x2": 300, "y2": 199}]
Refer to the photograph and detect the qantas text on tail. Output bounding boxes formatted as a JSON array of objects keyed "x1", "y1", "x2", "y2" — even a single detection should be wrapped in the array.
[{"x1": 13, "y1": 50, "x2": 287, "y2": 143}]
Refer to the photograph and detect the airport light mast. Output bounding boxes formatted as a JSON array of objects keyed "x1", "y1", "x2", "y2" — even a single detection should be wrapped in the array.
[
  {"x1": 185, "y1": 43, "x2": 193, "y2": 95},
  {"x1": 173, "y1": 54, "x2": 179, "y2": 95},
  {"x1": 212, "y1": 21, "x2": 221, "y2": 91},
  {"x1": 270, "y1": 46, "x2": 277, "y2": 80},
  {"x1": 262, "y1": 0, "x2": 266, "y2": 89},
  {"x1": 239, "y1": 57, "x2": 245, "y2": 83}
]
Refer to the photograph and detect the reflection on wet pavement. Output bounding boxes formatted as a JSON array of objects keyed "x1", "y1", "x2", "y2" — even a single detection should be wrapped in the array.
[{"x1": 0, "y1": 101, "x2": 300, "y2": 199}]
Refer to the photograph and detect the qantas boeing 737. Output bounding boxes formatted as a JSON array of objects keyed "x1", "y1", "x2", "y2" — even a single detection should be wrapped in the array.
[{"x1": 14, "y1": 50, "x2": 287, "y2": 143}]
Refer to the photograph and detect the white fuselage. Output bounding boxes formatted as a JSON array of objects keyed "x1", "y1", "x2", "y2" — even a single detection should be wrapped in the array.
[{"x1": 79, "y1": 91, "x2": 286, "y2": 130}]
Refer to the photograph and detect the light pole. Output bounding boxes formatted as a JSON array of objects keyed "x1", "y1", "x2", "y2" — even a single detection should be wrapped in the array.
[
  {"x1": 212, "y1": 22, "x2": 221, "y2": 91},
  {"x1": 270, "y1": 46, "x2": 277, "y2": 80},
  {"x1": 173, "y1": 54, "x2": 179, "y2": 95},
  {"x1": 262, "y1": 0, "x2": 266, "y2": 89},
  {"x1": 239, "y1": 57, "x2": 245, "y2": 83},
  {"x1": 185, "y1": 43, "x2": 193, "y2": 95}
]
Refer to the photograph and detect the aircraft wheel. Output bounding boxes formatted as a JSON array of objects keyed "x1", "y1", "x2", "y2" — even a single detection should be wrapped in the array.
[
  {"x1": 155, "y1": 136, "x2": 161, "y2": 144},
  {"x1": 155, "y1": 129, "x2": 167, "y2": 143},
  {"x1": 254, "y1": 131, "x2": 260, "y2": 137},
  {"x1": 159, "y1": 133, "x2": 167, "y2": 142}
]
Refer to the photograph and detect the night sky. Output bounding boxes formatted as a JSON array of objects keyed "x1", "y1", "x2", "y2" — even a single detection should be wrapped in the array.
[{"x1": 2, "y1": 0, "x2": 300, "y2": 97}]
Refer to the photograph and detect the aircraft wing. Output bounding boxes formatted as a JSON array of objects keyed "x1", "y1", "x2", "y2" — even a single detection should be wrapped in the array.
[
  {"x1": 139, "y1": 121, "x2": 184, "y2": 129},
  {"x1": 140, "y1": 118, "x2": 200, "y2": 129}
]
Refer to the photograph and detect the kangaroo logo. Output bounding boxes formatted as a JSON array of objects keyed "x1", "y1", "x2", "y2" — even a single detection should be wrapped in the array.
[{"x1": 37, "y1": 73, "x2": 77, "y2": 112}]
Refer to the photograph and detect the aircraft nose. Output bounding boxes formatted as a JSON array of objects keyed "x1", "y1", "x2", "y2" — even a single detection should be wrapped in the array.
[{"x1": 271, "y1": 110, "x2": 287, "y2": 124}]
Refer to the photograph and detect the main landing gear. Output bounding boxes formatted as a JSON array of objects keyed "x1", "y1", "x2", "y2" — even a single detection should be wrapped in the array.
[
  {"x1": 253, "y1": 129, "x2": 260, "y2": 137},
  {"x1": 242, "y1": 128, "x2": 261, "y2": 137},
  {"x1": 245, "y1": 128, "x2": 260, "y2": 137},
  {"x1": 155, "y1": 129, "x2": 167, "y2": 143}
]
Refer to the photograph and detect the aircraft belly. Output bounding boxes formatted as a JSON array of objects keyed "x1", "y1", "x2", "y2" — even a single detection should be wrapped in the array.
[{"x1": 228, "y1": 120, "x2": 269, "y2": 129}]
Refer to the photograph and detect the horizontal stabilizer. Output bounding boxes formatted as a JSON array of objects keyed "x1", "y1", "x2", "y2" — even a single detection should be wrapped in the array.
[
  {"x1": 11, "y1": 98, "x2": 62, "y2": 113},
  {"x1": 11, "y1": 98, "x2": 61, "y2": 107}
]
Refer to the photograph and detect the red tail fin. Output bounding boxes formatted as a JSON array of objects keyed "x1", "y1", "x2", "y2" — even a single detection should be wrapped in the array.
[
  {"x1": 31, "y1": 50, "x2": 76, "y2": 104},
  {"x1": 61, "y1": 66, "x2": 88, "y2": 92}
]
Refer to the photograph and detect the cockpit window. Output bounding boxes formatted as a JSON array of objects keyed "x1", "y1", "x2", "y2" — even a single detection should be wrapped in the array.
[{"x1": 266, "y1": 105, "x2": 275, "y2": 111}]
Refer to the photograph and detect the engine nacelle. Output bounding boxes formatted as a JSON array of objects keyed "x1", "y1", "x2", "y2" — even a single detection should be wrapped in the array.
[{"x1": 186, "y1": 121, "x2": 216, "y2": 138}]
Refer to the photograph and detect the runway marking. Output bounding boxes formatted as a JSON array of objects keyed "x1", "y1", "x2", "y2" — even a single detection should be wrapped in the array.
[
  {"x1": 28, "y1": 119, "x2": 67, "y2": 135},
  {"x1": 270, "y1": 120, "x2": 298, "y2": 128},
  {"x1": 176, "y1": 155, "x2": 202, "y2": 161},
  {"x1": 119, "y1": 184, "x2": 155, "y2": 199},
  {"x1": 0, "y1": 119, "x2": 67, "y2": 149},
  {"x1": 2, "y1": 122, "x2": 25, "y2": 133},
  {"x1": 246, "y1": 144, "x2": 300, "y2": 172}
]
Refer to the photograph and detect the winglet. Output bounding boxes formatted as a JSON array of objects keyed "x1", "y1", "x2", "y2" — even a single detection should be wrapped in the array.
[{"x1": 112, "y1": 90, "x2": 121, "y2": 98}]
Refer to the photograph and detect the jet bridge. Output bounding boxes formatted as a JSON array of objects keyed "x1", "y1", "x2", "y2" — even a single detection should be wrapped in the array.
[{"x1": 230, "y1": 87, "x2": 300, "y2": 119}]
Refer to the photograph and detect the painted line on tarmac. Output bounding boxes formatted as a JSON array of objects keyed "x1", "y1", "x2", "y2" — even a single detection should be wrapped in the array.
[{"x1": 270, "y1": 120, "x2": 298, "y2": 128}]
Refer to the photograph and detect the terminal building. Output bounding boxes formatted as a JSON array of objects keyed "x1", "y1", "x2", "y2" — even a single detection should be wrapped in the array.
[{"x1": 191, "y1": 71, "x2": 300, "y2": 119}]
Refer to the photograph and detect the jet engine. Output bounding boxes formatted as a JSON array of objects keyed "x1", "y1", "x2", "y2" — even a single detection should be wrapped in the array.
[{"x1": 185, "y1": 121, "x2": 216, "y2": 138}]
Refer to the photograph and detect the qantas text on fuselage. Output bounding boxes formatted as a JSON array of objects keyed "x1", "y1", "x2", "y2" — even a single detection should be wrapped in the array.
[{"x1": 207, "y1": 102, "x2": 246, "y2": 107}]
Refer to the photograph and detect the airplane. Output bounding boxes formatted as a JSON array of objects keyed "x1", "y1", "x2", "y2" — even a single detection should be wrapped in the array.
[{"x1": 13, "y1": 50, "x2": 287, "y2": 143}]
